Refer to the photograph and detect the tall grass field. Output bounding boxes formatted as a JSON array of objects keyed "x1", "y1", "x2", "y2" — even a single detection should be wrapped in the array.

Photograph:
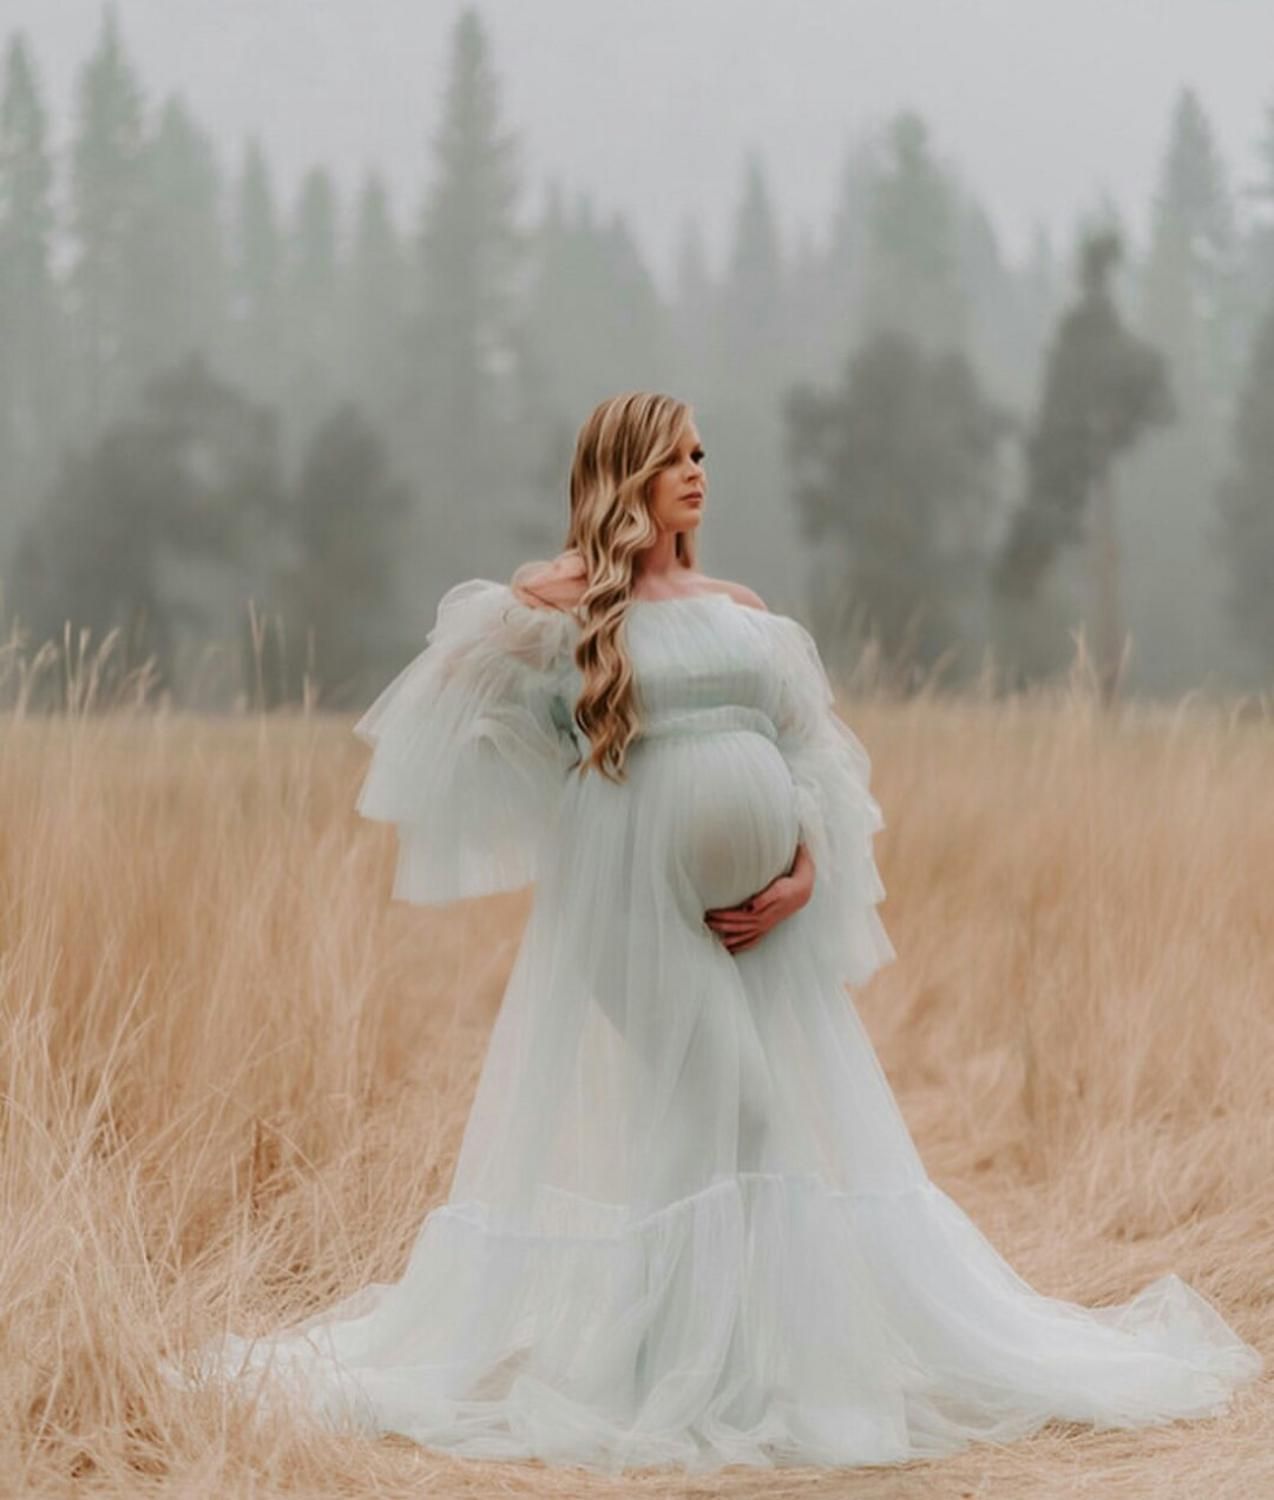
[{"x1": 1, "y1": 646, "x2": 1270, "y2": 1497}]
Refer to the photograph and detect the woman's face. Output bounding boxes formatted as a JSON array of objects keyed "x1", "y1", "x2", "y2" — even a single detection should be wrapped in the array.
[{"x1": 647, "y1": 421, "x2": 707, "y2": 536}]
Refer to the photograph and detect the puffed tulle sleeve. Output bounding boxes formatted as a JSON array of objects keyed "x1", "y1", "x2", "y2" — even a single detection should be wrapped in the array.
[
  {"x1": 353, "y1": 579, "x2": 579, "y2": 906},
  {"x1": 768, "y1": 612, "x2": 898, "y2": 988}
]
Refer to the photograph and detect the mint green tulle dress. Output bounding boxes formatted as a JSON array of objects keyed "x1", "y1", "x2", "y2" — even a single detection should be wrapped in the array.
[{"x1": 188, "y1": 580, "x2": 1260, "y2": 1473}]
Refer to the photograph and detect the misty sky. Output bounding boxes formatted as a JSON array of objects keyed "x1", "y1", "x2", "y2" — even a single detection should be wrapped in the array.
[{"x1": 7, "y1": 0, "x2": 1273, "y2": 286}]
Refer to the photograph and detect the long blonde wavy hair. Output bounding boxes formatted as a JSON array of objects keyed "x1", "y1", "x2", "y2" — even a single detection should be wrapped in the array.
[{"x1": 512, "y1": 392, "x2": 700, "y2": 783}]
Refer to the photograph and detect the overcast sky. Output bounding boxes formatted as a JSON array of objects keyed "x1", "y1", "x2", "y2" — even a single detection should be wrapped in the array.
[{"x1": 7, "y1": 0, "x2": 1273, "y2": 287}]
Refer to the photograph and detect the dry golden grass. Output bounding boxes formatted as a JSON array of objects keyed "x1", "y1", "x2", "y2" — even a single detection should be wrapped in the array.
[{"x1": 1, "y1": 653, "x2": 1271, "y2": 1497}]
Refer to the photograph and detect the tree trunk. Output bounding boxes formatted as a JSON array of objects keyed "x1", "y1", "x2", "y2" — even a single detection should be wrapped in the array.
[{"x1": 1089, "y1": 468, "x2": 1124, "y2": 707}]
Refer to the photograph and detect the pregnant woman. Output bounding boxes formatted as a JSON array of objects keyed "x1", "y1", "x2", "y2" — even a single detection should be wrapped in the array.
[{"x1": 189, "y1": 391, "x2": 1260, "y2": 1472}]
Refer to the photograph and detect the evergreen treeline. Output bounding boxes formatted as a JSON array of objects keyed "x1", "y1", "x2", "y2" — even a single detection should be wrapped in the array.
[{"x1": 2, "y1": 5, "x2": 1274, "y2": 705}]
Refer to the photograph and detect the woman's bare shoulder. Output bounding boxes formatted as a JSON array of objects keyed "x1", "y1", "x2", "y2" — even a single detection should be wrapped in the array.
[
  {"x1": 510, "y1": 550, "x2": 588, "y2": 612},
  {"x1": 708, "y1": 577, "x2": 768, "y2": 612}
]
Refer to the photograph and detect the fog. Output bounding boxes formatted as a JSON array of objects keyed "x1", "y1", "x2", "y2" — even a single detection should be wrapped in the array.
[
  {"x1": 2, "y1": 0, "x2": 1273, "y2": 706},
  {"x1": 9, "y1": 1, "x2": 1271, "y2": 281}
]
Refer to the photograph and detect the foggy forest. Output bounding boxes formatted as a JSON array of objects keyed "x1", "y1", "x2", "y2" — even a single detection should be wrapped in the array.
[{"x1": 3, "y1": 4, "x2": 1273, "y2": 709}]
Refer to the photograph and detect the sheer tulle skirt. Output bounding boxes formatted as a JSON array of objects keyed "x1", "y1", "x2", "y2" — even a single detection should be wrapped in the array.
[{"x1": 185, "y1": 720, "x2": 1261, "y2": 1472}]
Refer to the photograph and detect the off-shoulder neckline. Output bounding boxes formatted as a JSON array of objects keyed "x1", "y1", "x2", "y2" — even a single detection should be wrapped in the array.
[
  {"x1": 506, "y1": 581, "x2": 778, "y2": 626},
  {"x1": 510, "y1": 585, "x2": 755, "y2": 615},
  {"x1": 627, "y1": 590, "x2": 743, "y2": 610}
]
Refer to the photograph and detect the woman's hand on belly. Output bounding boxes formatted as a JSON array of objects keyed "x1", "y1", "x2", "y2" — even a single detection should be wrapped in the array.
[{"x1": 704, "y1": 842, "x2": 815, "y2": 953}]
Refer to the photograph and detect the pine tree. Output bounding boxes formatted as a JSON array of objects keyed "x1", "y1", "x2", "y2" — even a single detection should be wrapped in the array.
[
  {"x1": 270, "y1": 401, "x2": 413, "y2": 708},
  {"x1": 957, "y1": 192, "x2": 1032, "y2": 402},
  {"x1": 785, "y1": 328, "x2": 1009, "y2": 678},
  {"x1": 709, "y1": 149, "x2": 806, "y2": 611},
  {"x1": 669, "y1": 211, "x2": 715, "y2": 395},
  {"x1": 597, "y1": 210, "x2": 665, "y2": 386},
  {"x1": 283, "y1": 165, "x2": 340, "y2": 454},
  {"x1": 994, "y1": 231, "x2": 1175, "y2": 700},
  {"x1": 230, "y1": 137, "x2": 284, "y2": 404},
  {"x1": 1122, "y1": 88, "x2": 1241, "y2": 691},
  {"x1": 522, "y1": 187, "x2": 663, "y2": 429},
  {"x1": 515, "y1": 181, "x2": 572, "y2": 431},
  {"x1": 11, "y1": 354, "x2": 286, "y2": 698},
  {"x1": 717, "y1": 150, "x2": 786, "y2": 401},
  {"x1": 0, "y1": 31, "x2": 62, "y2": 559},
  {"x1": 673, "y1": 212, "x2": 712, "y2": 315},
  {"x1": 123, "y1": 94, "x2": 227, "y2": 386},
  {"x1": 863, "y1": 112, "x2": 966, "y2": 356},
  {"x1": 1248, "y1": 97, "x2": 1274, "y2": 306},
  {"x1": 346, "y1": 170, "x2": 408, "y2": 428},
  {"x1": 408, "y1": 3, "x2": 523, "y2": 586},
  {"x1": 511, "y1": 186, "x2": 667, "y2": 571},
  {"x1": 1139, "y1": 88, "x2": 1240, "y2": 424},
  {"x1": 67, "y1": 4, "x2": 145, "y2": 435},
  {"x1": 507, "y1": 184, "x2": 586, "y2": 561},
  {"x1": 1216, "y1": 298, "x2": 1274, "y2": 676},
  {"x1": 821, "y1": 136, "x2": 875, "y2": 369}
]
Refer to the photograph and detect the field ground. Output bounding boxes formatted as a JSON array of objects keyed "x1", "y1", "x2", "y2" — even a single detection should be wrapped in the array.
[{"x1": 1, "y1": 678, "x2": 1271, "y2": 1497}]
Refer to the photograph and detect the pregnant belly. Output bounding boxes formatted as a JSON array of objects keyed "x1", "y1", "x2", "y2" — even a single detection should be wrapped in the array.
[{"x1": 648, "y1": 729, "x2": 801, "y2": 912}]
